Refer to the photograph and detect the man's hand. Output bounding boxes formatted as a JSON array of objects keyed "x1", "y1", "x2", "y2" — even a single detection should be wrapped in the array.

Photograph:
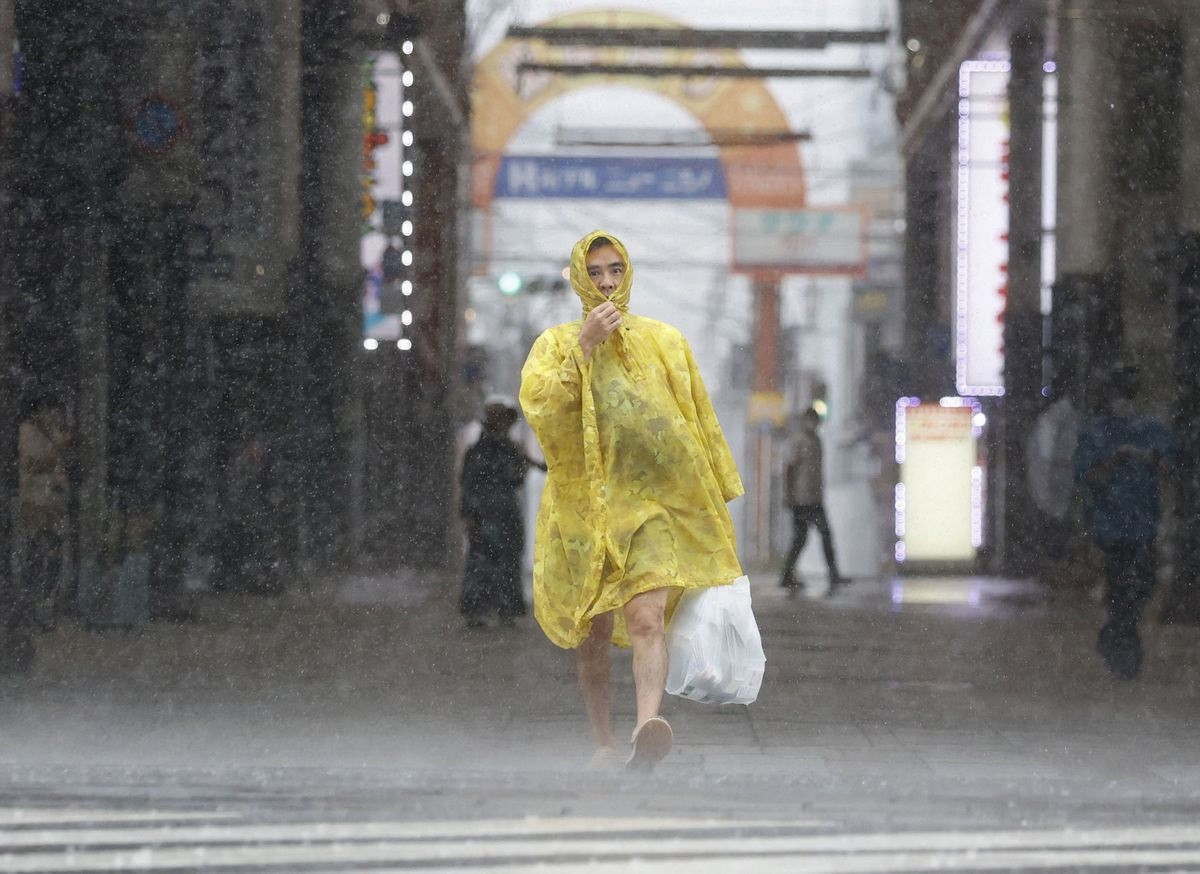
[{"x1": 579, "y1": 302, "x2": 621, "y2": 360}]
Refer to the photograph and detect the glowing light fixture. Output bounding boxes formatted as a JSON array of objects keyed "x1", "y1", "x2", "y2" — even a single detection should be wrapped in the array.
[
  {"x1": 498, "y1": 272, "x2": 522, "y2": 296},
  {"x1": 955, "y1": 58, "x2": 1011, "y2": 397}
]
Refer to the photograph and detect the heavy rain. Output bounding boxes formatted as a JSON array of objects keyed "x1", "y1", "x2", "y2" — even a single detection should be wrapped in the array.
[{"x1": 2, "y1": 0, "x2": 1199, "y2": 871}]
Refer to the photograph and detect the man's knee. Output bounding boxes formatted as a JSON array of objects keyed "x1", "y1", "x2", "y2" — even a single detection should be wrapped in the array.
[
  {"x1": 625, "y1": 597, "x2": 666, "y2": 641},
  {"x1": 580, "y1": 614, "x2": 614, "y2": 652}
]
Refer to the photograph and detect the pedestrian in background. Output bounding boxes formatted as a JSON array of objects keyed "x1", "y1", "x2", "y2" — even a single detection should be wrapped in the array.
[
  {"x1": 459, "y1": 395, "x2": 544, "y2": 628},
  {"x1": 18, "y1": 393, "x2": 72, "y2": 629},
  {"x1": 2, "y1": 392, "x2": 72, "y2": 673},
  {"x1": 1074, "y1": 364, "x2": 1172, "y2": 680},
  {"x1": 779, "y1": 407, "x2": 844, "y2": 596},
  {"x1": 214, "y1": 432, "x2": 280, "y2": 595},
  {"x1": 520, "y1": 230, "x2": 745, "y2": 772}
]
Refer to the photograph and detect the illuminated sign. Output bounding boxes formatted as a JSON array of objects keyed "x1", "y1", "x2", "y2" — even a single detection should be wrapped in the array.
[
  {"x1": 895, "y1": 398, "x2": 984, "y2": 564},
  {"x1": 955, "y1": 59, "x2": 1010, "y2": 396},
  {"x1": 494, "y1": 155, "x2": 727, "y2": 199},
  {"x1": 361, "y1": 52, "x2": 411, "y2": 344},
  {"x1": 731, "y1": 207, "x2": 867, "y2": 274}
]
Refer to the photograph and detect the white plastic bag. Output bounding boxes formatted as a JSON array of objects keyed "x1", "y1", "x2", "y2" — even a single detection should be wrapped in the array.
[{"x1": 665, "y1": 576, "x2": 765, "y2": 705}]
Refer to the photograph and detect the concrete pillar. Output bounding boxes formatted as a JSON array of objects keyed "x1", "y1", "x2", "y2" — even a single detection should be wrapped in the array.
[
  {"x1": 748, "y1": 277, "x2": 781, "y2": 566},
  {"x1": 0, "y1": 0, "x2": 19, "y2": 667},
  {"x1": 390, "y1": 0, "x2": 468, "y2": 569},
  {"x1": 1053, "y1": 0, "x2": 1119, "y2": 409},
  {"x1": 1178, "y1": 4, "x2": 1200, "y2": 234},
  {"x1": 0, "y1": 0, "x2": 11, "y2": 100},
  {"x1": 297, "y1": 0, "x2": 364, "y2": 569},
  {"x1": 1055, "y1": 0, "x2": 1113, "y2": 278},
  {"x1": 1162, "y1": 4, "x2": 1200, "y2": 624},
  {"x1": 902, "y1": 112, "x2": 953, "y2": 398},
  {"x1": 1000, "y1": 2, "x2": 1046, "y2": 575},
  {"x1": 75, "y1": 236, "x2": 110, "y2": 613}
]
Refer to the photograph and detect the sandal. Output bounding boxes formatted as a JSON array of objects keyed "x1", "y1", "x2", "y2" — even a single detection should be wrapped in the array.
[{"x1": 626, "y1": 717, "x2": 672, "y2": 772}]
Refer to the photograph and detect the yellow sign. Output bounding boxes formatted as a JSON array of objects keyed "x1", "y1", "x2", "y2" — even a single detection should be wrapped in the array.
[{"x1": 748, "y1": 391, "x2": 785, "y2": 426}]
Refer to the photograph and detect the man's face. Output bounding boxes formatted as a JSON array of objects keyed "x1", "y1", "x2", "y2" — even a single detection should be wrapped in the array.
[{"x1": 585, "y1": 244, "x2": 625, "y2": 297}]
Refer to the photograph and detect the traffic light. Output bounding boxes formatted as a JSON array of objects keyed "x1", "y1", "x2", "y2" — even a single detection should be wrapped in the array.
[
  {"x1": 495, "y1": 273, "x2": 567, "y2": 296},
  {"x1": 498, "y1": 272, "x2": 523, "y2": 296}
]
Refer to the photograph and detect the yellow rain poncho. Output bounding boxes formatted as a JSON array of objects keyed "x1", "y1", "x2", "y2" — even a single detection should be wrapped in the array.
[{"x1": 519, "y1": 230, "x2": 744, "y2": 649}]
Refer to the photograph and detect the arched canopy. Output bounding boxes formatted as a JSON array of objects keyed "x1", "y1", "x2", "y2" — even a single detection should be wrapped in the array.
[{"x1": 472, "y1": 9, "x2": 806, "y2": 210}]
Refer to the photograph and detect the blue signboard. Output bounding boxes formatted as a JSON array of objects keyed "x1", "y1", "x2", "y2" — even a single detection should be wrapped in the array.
[{"x1": 495, "y1": 155, "x2": 727, "y2": 200}]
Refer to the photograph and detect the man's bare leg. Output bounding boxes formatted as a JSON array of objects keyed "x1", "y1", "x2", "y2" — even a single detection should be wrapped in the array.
[
  {"x1": 575, "y1": 613, "x2": 616, "y2": 750},
  {"x1": 623, "y1": 588, "x2": 669, "y2": 730}
]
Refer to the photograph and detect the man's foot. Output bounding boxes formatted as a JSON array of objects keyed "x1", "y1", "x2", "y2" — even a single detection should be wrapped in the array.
[
  {"x1": 825, "y1": 575, "x2": 847, "y2": 597},
  {"x1": 1097, "y1": 622, "x2": 1141, "y2": 680},
  {"x1": 626, "y1": 716, "x2": 672, "y2": 773},
  {"x1": 585, "y1": 746, "x2": 625, "y2": 772},
  {"x1": 464, "y1": 616, "x2": 487, "y2": 629}
]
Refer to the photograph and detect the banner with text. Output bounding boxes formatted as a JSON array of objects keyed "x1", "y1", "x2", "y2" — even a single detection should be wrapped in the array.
[
  {"x1": 494, "y1": 155, "x2": 727, "y2": 200},
  {"x1": 732, "y1": 207, "x2": 867, "y2": 274}
]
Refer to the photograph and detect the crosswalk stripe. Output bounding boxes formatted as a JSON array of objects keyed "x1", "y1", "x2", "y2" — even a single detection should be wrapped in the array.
[
  {"x1": 0, "y1": 816, "x2": 801, "y2": 847},
  {"x1": 2, "y1": 819, "x2": 1200, "y2": 853},
  {"x1": 0, "y1": 810, "x2": 240, "y2": 827},
  {"x1": 365, "y1": 849, "x2": 1200, "y2": 874},
  {"x1": 2, "y1": 821, "x2": 1200, "y2": 871},
  {"x1": 7, "y1": 839, "x2": 1200, "y2": 873}
]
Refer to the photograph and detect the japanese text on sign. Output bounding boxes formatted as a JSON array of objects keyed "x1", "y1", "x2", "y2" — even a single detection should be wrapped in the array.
[{"x1": 494, "y1": 155, "x2": 727, "y2": 200}]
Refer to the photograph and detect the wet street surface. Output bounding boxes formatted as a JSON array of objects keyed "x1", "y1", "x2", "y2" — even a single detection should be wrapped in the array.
[{"x1": 3, "y1": 573, "x2": 1200, "y2": 870}]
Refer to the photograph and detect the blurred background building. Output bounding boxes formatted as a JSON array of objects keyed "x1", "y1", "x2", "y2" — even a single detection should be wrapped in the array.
[
  {"x1": 0, "y1": 0, "x2": 470, "y2": 615},
  {"x1": 897, "y1": 0, "x2": 1200, "y2": 618}
]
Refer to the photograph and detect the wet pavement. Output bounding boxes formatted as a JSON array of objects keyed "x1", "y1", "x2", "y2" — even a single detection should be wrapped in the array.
[{"x1": 2, "y1": 571, "x2": 1200, "y2": 870}]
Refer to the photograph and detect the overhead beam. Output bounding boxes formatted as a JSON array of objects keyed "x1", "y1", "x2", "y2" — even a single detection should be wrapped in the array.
[
  {"x1": 507, "y1": 26, "x2": 890, "y2": 50},
  {"x1": 555, "y1": 126, "x2": 811, "y2": 148},
  {"x1": 518, "y1": 62, "x2": 875, "y2": 79}
]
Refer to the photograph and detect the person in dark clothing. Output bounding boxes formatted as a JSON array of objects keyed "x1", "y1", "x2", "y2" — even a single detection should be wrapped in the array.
[
  {"x1": 459, "y1": 396, "x2": 545, "y2": 627},
  {"x1": 779, "y1": 407, "x2": 844, "y2": 596},
  {"x1": 214, "y1": 433, "x2": 281, "y2": 595},
  {"x1": 1074, "y1": 364, "x2": 1172, "y2": 680},
  {"x1": 3, "y1": 393, "x2": 71, "y2": 673}
]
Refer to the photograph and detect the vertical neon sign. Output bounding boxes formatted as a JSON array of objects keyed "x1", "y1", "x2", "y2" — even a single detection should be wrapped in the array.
[{"x1": 956, "y1": 59, "x2": 1011, "y2": 396}]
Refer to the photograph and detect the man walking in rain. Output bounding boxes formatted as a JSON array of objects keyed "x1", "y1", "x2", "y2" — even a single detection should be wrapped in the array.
[
  {"x1": 1074, "y1": 363, "x2": 1171, "y2": 680},
  {"x1": 520, "y1": 230, "x2": 744, "y2": 772},
  {"x1": 779, "y1": 407, "x2": 845, "y2": 596}
]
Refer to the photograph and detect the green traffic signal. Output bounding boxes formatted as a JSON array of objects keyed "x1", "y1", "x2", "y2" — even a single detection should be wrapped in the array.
[{"x1": 498, "y1": 272, "x2": 522, "y2": 295}]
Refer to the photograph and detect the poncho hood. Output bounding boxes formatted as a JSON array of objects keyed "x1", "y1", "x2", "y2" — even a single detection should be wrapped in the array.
[{"x1": 570, "y1": 230, "x2": 634, "y2": 316}]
